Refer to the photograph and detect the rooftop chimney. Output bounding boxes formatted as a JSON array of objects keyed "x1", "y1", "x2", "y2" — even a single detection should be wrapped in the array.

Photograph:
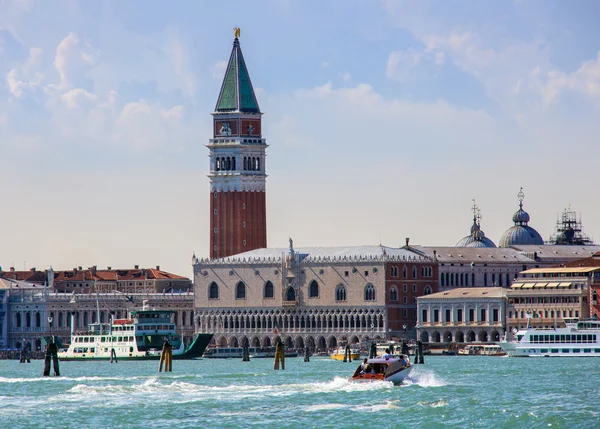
[
  {"x1": 107, "y1": 266, "x2": 112, "y2": 270},
  {"x1": 10, "y1": 267, "x2": 15, "y2": 272},
  {"x1": 156, "y1": 265, "x2": 160, "y2": 271},
  {"x1": 78, "y1": 266, "x2": 82, "y2": 270},
  {"x1": 30, "y1": 267, "x2": 36, "y2": 272},
  {"x1": 405, "y1": 237, "x2": 410, "y2": 247},
  {"x1": 134, "y1": 265, "x2": 139, "y2": 270}
]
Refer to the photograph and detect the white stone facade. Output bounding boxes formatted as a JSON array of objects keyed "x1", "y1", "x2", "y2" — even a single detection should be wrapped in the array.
[
  {"x1": 417, "y1": 287, "x2": 507, "y2": 343},
  {"x1": 193, "y1": 245, "x2": 432, "y2": 351}
]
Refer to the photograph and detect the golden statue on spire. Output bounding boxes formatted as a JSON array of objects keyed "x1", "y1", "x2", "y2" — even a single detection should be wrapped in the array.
[{"x1": 233, "y1": 27, "x2": 241, "y2": 39}]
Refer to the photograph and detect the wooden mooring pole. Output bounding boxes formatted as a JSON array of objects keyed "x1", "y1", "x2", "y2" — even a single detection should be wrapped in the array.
[
  {"x1": 43, "y1": 337, "x2": 60, "y2": 377},
  {"x1": 159, "y1": 339, "x2": 173, "y2": 372},
  {"x1": 273, "y1": 341, "x2": 285, "y2": 370}
]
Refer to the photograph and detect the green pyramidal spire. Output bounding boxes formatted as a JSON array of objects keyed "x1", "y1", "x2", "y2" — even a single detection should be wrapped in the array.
[{"x1": 215, "y1": 36, "x2": 260, "y2": 113}]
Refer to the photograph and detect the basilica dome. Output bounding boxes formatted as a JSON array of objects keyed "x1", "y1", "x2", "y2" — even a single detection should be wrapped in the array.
[
  {"x1": 456, "y1": 203, "x2": 497, "y2": 248},
  {"x1": 499, "y1": 189, "x2": 544, "y2": 247}
]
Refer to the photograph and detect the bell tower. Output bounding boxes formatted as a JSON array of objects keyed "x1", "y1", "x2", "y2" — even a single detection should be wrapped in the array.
[{"x1": 208, "y1": 28, "x2": 267, "y2": 259}]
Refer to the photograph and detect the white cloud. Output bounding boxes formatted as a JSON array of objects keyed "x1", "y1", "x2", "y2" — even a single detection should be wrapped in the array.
[
  {"x1": 542, "y1": 52, "x2": 600, "y2": 104},
  {"x1": 386, "y1": 49, "x2": 423, "y2": 81},
  {"x1": 339, "y1": 70, "x2": 351, "y2": 82},
  {"x1": 53, "y1": 32, "x2": 99, "y2": 89},
  {"x1": 6, "y1": 47, "x2": 43, "y2": 97},
  {"x1": 60, "y1": 88, "x2": 97, "y2": 108}
]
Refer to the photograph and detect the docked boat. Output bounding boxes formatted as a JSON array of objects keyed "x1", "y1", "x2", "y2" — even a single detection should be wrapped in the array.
[
  {"x1": 351, "y1": 355, "x2": 411, "y2": 385},
  {"x1": 57, "y1": 310, "x2": 213, "y2": 361},
  {"x1": 458, "y1": 344, "x2": 506, "y2": 356},
  {"x1": 203, "y1": 346, "x2": 299, "y2": 359},
  {"x1": 330, "y1": 346, "x2": 362, "y2": 361},
  {"x1": 499, "y1": 319, "x2": 600, "y2": 357}
]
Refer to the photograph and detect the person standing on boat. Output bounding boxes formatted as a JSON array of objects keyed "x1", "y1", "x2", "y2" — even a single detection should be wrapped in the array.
[
  {"x1": 382, "y1": 348, "x2": 391, "y2": 359},
  {"x1": 360, "y1": 358, "x2": 368, "y2": 374}
]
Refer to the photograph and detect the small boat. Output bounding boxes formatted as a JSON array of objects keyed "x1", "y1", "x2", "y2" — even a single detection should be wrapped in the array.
[
  {"x1": 57, "y1": 309, "x2": 213, "y2": 361},
  {"x1": 330, "y1": 346, "x2": 361, "y2": 361},
  {"x1": 458, "y1": 344, "x2": 506, "y2": 356},
  {"x1": 351, "y1": 355, "x2": 411, "y2": 385}
]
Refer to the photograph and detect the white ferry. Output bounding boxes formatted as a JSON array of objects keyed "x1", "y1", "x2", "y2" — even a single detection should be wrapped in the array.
[
  {"x1": 57, "y1": 310, "x2": 213, "y2": 361},
  {"x1": 499, "y1": 319, "x2": 600, "y2": 357}
]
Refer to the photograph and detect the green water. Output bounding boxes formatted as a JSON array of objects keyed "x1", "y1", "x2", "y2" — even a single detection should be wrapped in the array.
[{"x1": 1, "y1": 356, "x2": 599, "y2": 428}]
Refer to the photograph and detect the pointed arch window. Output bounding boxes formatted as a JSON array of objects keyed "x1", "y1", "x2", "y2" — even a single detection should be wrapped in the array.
[
  {"x1": 412, "y1": 266, "x2": 417, "y2": 278},
  {"x1": 264, "y1": 281, "x2": 274, "y2": 298},
  {"x1": 389, "y1": 286, "x2": 398, "y2": 301},
  {"x1": 209, "y1": 282, "x2": 219, "y2": 299},
  {"x1": 285, "y1": 286, "x2": 296, "y2": 302},
  {"x1": 364, "y1": 284, "x2": 376, "y2": 301},
  {"x1": 236, "y1": 282, "x2": 246, "y2": 299},
  {"x1": 335, "y1": 284, "x2": 347, "y2": 301},
  {"x1": 424, "y1": 285, "x2": 432, "y2": 295},
  {"x1": 257, "y1": 157, "x2": 261, "y2": 171},
  {"x1": 309, "y1": 280, "x2": 319, "y2": 298},
  {"x1": 390, "y1": 266, "x2": 398, "y2": 277},
  {"x1": 402, "y1": 266, "x2": 407, "y2": 278},
  {"x1": 231, "y1": 157, "x2": 236, "y2": 170}
]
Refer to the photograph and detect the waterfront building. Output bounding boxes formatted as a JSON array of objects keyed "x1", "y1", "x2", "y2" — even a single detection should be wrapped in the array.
[
  {"x1": 194, "y1": 242, "x2": 437, "y2": 351},
  {"x1": 1, "y1": 266, "x2": 195, "y2": 350},
  {"x1": 558, "y1": 251, "x2": 600, "y2": 319},
  {"x1": 208, "y1": 28, "x2": 267, "y2": 259},
  {"x1": 498, "y1": 188, "x2": 544, "y2": 247},
  {"x1": 506, "y1": 266, "x2": 598, "y2": 330},
  {"x1": 416, "y1": 287, "x2": 507, "y2": 343}
]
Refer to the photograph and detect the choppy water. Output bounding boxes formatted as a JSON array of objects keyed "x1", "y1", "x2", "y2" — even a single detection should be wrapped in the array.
[{"x1": 1, "y1": 356, "x2": 599, "y2": 428}]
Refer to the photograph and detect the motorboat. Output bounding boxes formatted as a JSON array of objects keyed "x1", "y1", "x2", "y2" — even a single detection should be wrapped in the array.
[
  {"x1": 351, "y1": 355, "x2": 411, "y2": 385},
  {"x1": 330, "y1": 346, "x2": 361, "y2": 361}
]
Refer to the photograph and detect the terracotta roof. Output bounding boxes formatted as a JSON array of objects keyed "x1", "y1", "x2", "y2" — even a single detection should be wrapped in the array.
[
  {"x1": 53, "y1": 268, "x2": 188, "y2": 282},
  {"x1": 0, "y1": 270, "x2": 47, "y2": 284},
  {"x1": 557, "y1": 254, "x2": 600, "y2": 269}
]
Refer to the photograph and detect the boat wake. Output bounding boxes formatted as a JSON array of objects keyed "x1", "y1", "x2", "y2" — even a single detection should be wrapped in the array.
[{"x1": 402, "y1": 367, "x2": 446, "y2": 387}]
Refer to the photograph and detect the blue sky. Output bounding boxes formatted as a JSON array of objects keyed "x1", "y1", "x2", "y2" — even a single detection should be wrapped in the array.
[{"x1": 2, "y1": 0, "x2": 600, "y2": 277}]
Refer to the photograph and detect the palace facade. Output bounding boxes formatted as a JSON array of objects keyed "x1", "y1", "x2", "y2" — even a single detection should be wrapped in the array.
[{"x1": 194, "y1": 243, "x2": 437, "y2": 351}]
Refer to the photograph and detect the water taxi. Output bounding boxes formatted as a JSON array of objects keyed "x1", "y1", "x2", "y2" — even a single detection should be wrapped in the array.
[
  {"x1": 499, "y1": 319, "x2": 600, "y2": 357},
  {"x1": 330, "y1": 346, "x2": 362, "y2": 361},
  {"x1": 351, "y1": 355, "x2": 411, "y2": 385},
  {"x1": 57, "y1": 310, "x2": 213, "y2": 361}
]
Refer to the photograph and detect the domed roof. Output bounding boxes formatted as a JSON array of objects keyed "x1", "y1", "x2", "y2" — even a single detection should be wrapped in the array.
[
  {"x1": 499, "y1": 188, "x2": 544, "y2": 247},
  {"x1": 512, "y1": 207, "x2": 530, "y2": 224},
  {"x1": 456, "y1": 202, "x2": 497, "y2": 248},
  {"x1": 499, "y1": 225, "x2": 544, "y2": 247}
]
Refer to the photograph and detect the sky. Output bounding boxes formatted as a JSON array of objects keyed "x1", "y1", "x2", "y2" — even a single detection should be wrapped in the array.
[{"x1": 2, "y1": 0, "x2": 600, "y2": 278}]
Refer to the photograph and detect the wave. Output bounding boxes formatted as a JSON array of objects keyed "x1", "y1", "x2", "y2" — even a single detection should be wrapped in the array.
[{"x1": 402, "y1": 367, "x2": 446, "y2": 387}]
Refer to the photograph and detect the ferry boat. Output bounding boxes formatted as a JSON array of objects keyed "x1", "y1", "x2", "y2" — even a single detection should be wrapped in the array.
[
  {"x1": 57, "y1": 310, "x2": 213, "y2": 361},
  {"x1": 203, "y1": 346, "x2": 299, "y2": 359},
  {"x1": 351, "y1": 355, "x2": 411, "y2": 385},
  {"x1": 499, "y1": 319, "x2": 600, "y2": 357}
]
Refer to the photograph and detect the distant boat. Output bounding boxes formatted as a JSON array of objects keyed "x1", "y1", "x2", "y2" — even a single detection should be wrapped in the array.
[
  {"x1": 57, "y1": 310, "x2": 213, "y2": 361},
  {"x1": 330, "y1": 346, "x2": 361, "y2": 361}
]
